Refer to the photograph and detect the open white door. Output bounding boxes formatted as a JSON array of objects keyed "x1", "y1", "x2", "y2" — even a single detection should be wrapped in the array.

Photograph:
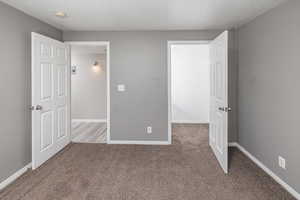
[
  {"x1": 209, "y1": 31, "x2": 229, "y2": 173},
  {"x1": 31, "y1": 32, "x2": 70, "y2": 169}
]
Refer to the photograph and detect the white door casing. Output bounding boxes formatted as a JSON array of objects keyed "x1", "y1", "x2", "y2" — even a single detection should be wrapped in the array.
[
  {"x1": 31, "y1": 32, "x2": 70, "y2": 169},
  {"x1": 209, "y1": 31, "x2": 229, "y2": 173}
]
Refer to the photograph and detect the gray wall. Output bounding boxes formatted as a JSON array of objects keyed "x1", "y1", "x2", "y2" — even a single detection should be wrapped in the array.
[
  {"x1": 71, "y1": 53, "x2": 107, "y2": 119},
  {"x1": 238, "y1": 0, "x2": 300, "y2": 193},
  {"x1": 228, "y1": 30, "x2": 239, "y2": 143},
  {"x1": 64, "y1": 30, "x2": 239, "y2": 141},
  {"x1": 0, "y1": 2, "x2": 62, "y2": 183}
]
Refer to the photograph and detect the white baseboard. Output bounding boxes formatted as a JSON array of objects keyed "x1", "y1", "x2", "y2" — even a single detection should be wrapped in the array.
[
  {"x1": 229, "y1": 143, "x2": 300, "y2": 200},
  {"x1": 72, "y1": 119, "x2": 107, "y2": 123},
  {"x1": 108, "y1": 140, "x2": 171, "y2": 145},
  {"x1": 228, "y1": 142, "x2": 238, "y2": 147},
  {"x1": 171, "y1": 120, "x2": 209, "y2": 124},
  {"x1": 0, "y1": 163, "x2": 31, "y2": 191}
]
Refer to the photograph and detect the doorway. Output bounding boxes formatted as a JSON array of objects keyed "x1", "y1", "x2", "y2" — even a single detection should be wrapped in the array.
[
  {"x1": 168, "y1": 31, "x2": 229, "y2": 173},
  {"x1": 168, "y1": 41, "x2": 210, "y2": 142},
  {"x1": 68, "y1": 42, "x2": 110, "y2": 144},
  {"x1": 170, "y1": 41, "x2": 210, "y2": 124},
  {"x1": 168, "y1": 41, "x2": 210, "y2": 153}
]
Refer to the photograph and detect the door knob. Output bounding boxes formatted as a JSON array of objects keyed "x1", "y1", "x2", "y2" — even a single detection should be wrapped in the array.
[
  {"x1": 218, "y1": 107, "x2": 232, "y2": 112},
  {"x1": 218, "y1": 107, "x2": 225, "y2": 111},
  {"x1": 35, "y1": 105, "x2": 43, "y2": 110}
]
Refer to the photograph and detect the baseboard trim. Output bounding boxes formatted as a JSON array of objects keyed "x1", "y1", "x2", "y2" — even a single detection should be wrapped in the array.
[
  {"x1": 108, "y1": 140, "x2": 171, "y2": 145},
  {"x1": 0, "y1": 163, "x2": 32, "y2": 191},
  {"x1": 230, "y1": 143, "x2": 300, "y2": 200},
  {"x1": 228, "y1": 142, "x2": 238, "y2": 147},
  {"x1": 171, "y1": 120, "x2": 209, "y2": 124},
  {"x1": 72, "y1": 119, "x2": 107, "y2": 123}
]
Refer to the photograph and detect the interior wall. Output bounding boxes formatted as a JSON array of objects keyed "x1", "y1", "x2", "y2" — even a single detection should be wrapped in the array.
[
  {"x1": 64, "y1": 30, "x2": 238, "y2": 142},
  {"x1": 0, "y1": 2, "x2": 62, "y2": 183},
  {"x1": 64, "y1": 30, "x2": 225, "y2": 141},
  {"x1": 228, "y1": 30, "x2": 239, "y2": 143},
  {"x1": 238, "y1": 0, "x2": 300, "y2": 193},
  {"x1": 71, "y1": 53, "x2": 107, "y2": 120},
  {"x1": 171, "y1": 44, "x2": 210, "y2": 123}
]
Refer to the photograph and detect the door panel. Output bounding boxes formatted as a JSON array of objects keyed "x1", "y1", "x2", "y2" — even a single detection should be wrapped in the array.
[
  {"x1": 32, "y1": 32, "x2": 70, "y2": 169},
  {"x1": 57, "y1": 65, "x2": 66, "y2": 97},
  {"x1": 41, "y1": 43, "x2": 52, "y2": 57},
  {"x1": 209, "y1": 31, "x2": 229, "y2": 173},
  {"x1": 57, "y1": 107, "x2": 67, "y2": 139},
  {"x1": 216, "y1": 112, "x2": 223, "y2": 153},
  {"x1": 41, "y1": 63, "x2": 53, "y2": 100},
  {"x1": 40, "y1": 111, "x2": 54, "y2": 150},
  {"x1": 216, "y1": 63, "x2": 223, "y2": 100}
]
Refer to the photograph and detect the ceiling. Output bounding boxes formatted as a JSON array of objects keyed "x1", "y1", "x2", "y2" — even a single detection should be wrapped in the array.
[
  {"x1": 1, "y1": 0, "x2": 288, "y2": 31},
  {"x1": 71, "y1": 45, "x2": 106, "y2": 55}
]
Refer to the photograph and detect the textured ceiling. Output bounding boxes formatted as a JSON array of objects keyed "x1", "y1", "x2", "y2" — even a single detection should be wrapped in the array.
[{"x1": 1, "y1": 0, "x2": 288, "y2": 31}]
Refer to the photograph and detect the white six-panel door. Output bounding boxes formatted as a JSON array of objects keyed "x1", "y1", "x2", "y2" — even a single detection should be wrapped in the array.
[
  {"x1": 209, "y1": 31, "x2": 229, "y2": 173},
  {"x1": 31, "y1": 32, "x2": 70, "y2": 169}
]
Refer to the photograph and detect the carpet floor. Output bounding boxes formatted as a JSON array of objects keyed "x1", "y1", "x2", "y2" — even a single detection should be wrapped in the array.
[{"x1": 0, "y1": 124, "x2": 295, "y2": 200}]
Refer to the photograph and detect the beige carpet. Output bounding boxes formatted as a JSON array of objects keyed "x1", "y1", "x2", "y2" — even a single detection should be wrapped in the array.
[{"x1": 0, "y1": 124, "x2": 295, "y2": 200}]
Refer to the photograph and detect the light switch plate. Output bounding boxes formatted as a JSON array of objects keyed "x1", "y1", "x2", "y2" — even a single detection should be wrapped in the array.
[{"x1": 117, "y1": 84, "x2": 125, "y2": 92}]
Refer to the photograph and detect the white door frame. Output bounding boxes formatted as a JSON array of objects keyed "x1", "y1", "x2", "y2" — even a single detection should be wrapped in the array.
[
  {"x1": 65, "y1": 41, "x2": 111, "y2": 144},
  {"x1": 167, "y1": 40, "x2": 211, "y2": 144}
]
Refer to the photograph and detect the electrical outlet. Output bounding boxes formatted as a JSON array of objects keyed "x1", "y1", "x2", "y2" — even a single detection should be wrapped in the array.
[
  {"x1": 279, "y1": 156, "x2": 286, "y2": 169},
  {"x1": 117, "y1": 84, "x2": 125, "y2": 92},
  {"x1": 147, "y1": 126, "x2": 152, "y2": 134}
]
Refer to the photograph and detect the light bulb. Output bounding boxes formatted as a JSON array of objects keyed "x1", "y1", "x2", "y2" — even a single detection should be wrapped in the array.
[{"x1": 92, "y1": 61, "x2": 101, "y2": 73}]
